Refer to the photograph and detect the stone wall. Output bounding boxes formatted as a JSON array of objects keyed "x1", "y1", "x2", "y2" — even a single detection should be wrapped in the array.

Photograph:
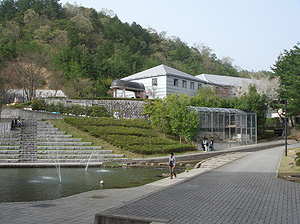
[
  {"x1": 1, "y1": 108, "x2": 66, "y2": 120},
  {"x1": 45, "y1": 98, "x2": 146, "y2": 119}
]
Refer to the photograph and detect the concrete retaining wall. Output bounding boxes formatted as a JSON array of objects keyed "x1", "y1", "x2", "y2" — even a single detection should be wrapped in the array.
[
  {"x1": 131, "y1": 140, "x2": 285, "y2": 165},
  {"x1": 1, "y1": 108, "x2": 66, "y2": 120}
]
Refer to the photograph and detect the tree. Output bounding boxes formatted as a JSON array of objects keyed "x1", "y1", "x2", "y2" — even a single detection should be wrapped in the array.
[
  {"x1": 231, "y1": 76, "x2": 279, "y2": 100},
  {"x1": 272, "y1": 43, "x2": 300, "y2": 119},
  {"x1": 238, "y1": 85, "x2": 268, "y2": 130},
  {"x1": 10, "y1": 52, "x2": 45, "y2": 101},
  {"x1": 0, "y1": 64, "x2": 8, "y2": 120},
  {"x1": 165, "y1": 93, "x2": 199, "y2": 143},
  {"x1": 143, "y1": 99, "x2": 171, "y2": 138},
  {"x1": 190, "y1": 87, "x2": 222, "y2": 107},
  {"x1": 65, "y1": 77, "x2": 93, "y2": 98}
]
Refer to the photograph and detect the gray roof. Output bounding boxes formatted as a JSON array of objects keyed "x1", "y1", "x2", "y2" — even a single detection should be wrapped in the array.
[
  {"x1": 122, "y1": 64, "x2": 208, "y2": 84},
  {"x1": 110, "y1": 79, "x2": 145, "y2": 91},
  {"x1": 196, "y1": 74, "x2": 259, "y2": 87},
  {"x1": 188, "y1": 106, "x2": 255, "y2": 114}
]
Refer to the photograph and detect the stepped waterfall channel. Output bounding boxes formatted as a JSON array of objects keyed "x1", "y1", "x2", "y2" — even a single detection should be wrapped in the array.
[{"x1": 0, "y1": 119, "x2": 169, "y2": 202}]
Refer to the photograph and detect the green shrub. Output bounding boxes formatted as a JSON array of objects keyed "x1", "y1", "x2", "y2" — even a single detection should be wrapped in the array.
[
  {"x1": 296, "y1": 158, "x2": 300, "y2": 166},
  {"x1": 32, "y1": 98, "x2": 46, "y2": 110},
  {"x1": 64, "y1": 117, "x2": 196, "y2": 155},
  {"x1": 56, "y1": 102, "x2": 65, "y2": 114},
  {"x1": 87, "y1": 105, "x2": 110, "y2": 117},
  {"x1": 265, "y1": 117, "x2": 281, "y2": 124},
  {"x1": 7, "y1": 101, "x2": 31, "y2": 108},
  {"x1": 47, "y1": 103, "x2": 56, "y2": 112}
]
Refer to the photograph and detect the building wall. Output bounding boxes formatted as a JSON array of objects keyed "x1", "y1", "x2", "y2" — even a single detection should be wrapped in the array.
[
  {"x1": 166, "y1": 76, "x2": 216, "y2": 97},
  {"x1": 215, "y1": 86, "x2": 234, "y2": 98},
  {"x1": 45, "y1": 98, "x2": 146, "y2": 119},
  {"x1": 115, "y1": 76, "x2": 167, "y2": 99}
]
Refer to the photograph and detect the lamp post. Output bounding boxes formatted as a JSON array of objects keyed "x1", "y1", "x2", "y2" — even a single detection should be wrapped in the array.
[
  {"x1": 284, "y1": 99, "x2": 287, "y2": 156},
  {"x1": 92, "y1": 83, "x2": 94, "y2": 106}
]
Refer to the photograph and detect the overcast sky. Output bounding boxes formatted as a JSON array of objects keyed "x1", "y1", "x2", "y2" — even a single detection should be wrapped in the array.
[{"x1": 59, "y1": 0, "x2": 300, "y2": 72}]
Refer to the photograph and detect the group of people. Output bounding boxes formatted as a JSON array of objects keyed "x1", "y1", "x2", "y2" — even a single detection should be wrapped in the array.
[
  {"x1": 202, "y1": 136, "x2": 215, "y2": 152},
  {"x1": 11, "y1": 117, "x2": 22, "y2": 128},
  {"x1": 168, "y1": 137, "x2": 215, "y2": 178}
]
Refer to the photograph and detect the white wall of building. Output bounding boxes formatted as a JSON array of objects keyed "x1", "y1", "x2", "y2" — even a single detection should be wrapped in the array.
[{"x1": 115, "y1": 75, "x2": 214, "y2": 99}]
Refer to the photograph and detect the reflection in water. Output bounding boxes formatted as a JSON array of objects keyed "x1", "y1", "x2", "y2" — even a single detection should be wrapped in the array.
[{"x1": 0, "y1": 167, "x2": 169, "y2": 202}]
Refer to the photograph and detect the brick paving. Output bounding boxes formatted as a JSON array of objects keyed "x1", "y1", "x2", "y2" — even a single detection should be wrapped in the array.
[
  {"x1": 100, "y1": 145, "x2": 300, "y2": 224},
  {"x1": 1, "y1": 143, "x2": 300, "y2": 224}
]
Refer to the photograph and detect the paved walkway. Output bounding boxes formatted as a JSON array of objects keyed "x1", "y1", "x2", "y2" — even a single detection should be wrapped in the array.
[
  {"x1": 98, "y1": 144, "x2": 300, "y2": 224},
  {"x1": 1, "y1": 143, "x2": 300, "y2": 224}
]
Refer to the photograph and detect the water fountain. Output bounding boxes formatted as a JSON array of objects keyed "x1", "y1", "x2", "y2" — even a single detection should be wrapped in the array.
[
  {"x1": 54, "y1": 148, "x2": 62, "y2": 182},
  {"x1": 0, "y1": 167, "x2": 170, "y2": 202},
  {"x1": 84, "y1": 153, "x2": 94, "y2": 172}
]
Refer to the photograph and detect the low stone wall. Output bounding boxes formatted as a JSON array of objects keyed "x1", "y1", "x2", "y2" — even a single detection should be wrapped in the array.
[
  {"x1": 131, "y1": 140, "x2": 285, "y2": 165},
  {"x1": 1, "y1": 108, "x2": 66, "y2": 120},
  {"x1": 45, "y1": 98, "x2": 146, "y2": 119}
]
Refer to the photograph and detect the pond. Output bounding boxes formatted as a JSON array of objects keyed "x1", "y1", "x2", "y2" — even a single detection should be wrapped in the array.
[{"x1": 0, "y1": 167, "x2": 170, "y2": 202}]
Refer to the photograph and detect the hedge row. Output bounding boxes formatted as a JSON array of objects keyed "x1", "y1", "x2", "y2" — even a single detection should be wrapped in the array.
[
  {"x1": 104, "y1": 135, "x2": 176, "y2": 147},
  {"x1": 84, "y1": 126, "x2": 158, "y2": 138},
  {"x1": 65, "y1": 117, "x2": 196, "y2": 155},
  {"x1": 126, "y1": 144, "x2": 196, "y2": 155},
  {"x1": 64, "y1": 117, "x2": 150, "y2": 129},
  {"x1": 32, "y1": 99, "x2": 110, "y2": 117}
]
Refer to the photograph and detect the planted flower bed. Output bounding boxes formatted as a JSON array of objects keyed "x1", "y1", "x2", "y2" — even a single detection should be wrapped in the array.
[{"x1": 64, "y1": 117, "x2": 196, "y2": 155}]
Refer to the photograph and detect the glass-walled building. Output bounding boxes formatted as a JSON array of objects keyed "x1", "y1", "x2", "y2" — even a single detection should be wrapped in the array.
[{"x1": 189, "y1": 107, "x2": 257, "y2": 149}]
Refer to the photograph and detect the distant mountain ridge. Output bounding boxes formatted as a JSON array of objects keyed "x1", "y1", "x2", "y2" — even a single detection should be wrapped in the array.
[{"x1": 0, "y1": 0, "x2": 271, "y2": 98}]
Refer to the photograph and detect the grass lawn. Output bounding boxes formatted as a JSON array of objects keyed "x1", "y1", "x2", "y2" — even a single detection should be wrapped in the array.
[{"x1": 278, "y1": 147, "x2": 300, "y2": 183}]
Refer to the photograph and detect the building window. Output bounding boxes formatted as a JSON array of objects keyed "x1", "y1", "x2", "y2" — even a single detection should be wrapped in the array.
[
  {"x1": 190, "y1": 82, "x2": 194, "y2": 89},
  {"x1": 182, "y1": 80, "x2": 187, "y2": 88},
  {"x1": 174, "y1": 79, "x2": 178, "y2": 86},
  {"x1": 152, "y1": 78, "x2": 157, "y2": 86},
  {"x1": 198, "y1": 83, "x2": 202, "y2": 90}
]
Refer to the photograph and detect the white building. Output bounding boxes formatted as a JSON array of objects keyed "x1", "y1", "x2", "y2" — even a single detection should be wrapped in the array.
[
  {"x1": 111, "y1": 64, "x2": 261, "y2": 99},
  {"x1": 119, "y1": 64, "x2": 212, "y2": 99},
  {"x1": 196, "y1": 74, "x2": 260, "y2": 98}
]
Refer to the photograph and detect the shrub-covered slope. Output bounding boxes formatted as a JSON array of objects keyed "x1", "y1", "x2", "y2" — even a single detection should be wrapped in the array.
[{"x1": 64, "y1": 117, "x2": 196, "y2": 155}]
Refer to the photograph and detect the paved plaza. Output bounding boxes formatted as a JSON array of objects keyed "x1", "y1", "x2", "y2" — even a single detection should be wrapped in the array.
[{"x1": 1, "y1": 143, "x2": 300, "y2": 223}]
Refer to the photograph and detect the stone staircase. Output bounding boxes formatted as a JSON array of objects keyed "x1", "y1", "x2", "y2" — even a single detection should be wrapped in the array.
[
  {"x1": 20, "y1": 119, "x2": 37, "y2": 162},
  {"x1": 0, "y1": 119, "x2": 125, "y2": 165},
  {"x1": 195, "y1": 152, "x2": 250, "y2": 169}
]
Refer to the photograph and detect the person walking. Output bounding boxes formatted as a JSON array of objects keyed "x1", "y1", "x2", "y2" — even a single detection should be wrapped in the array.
[
  {"x1": 169, "y1": 152, "x2": 176, "y2": 179},
  {"x1": 202, "y1": 138, "x2": 206, "y2": 151},
  {"x1": 210, "y1": 136, "x2": 215, "y2": 151},
  {"x1": 204, "y1": 138, "x2": 209, "y2": 152}
]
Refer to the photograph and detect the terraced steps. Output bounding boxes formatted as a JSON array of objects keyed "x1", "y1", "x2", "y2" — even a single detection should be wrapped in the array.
[
  {"x1": 35, "y1": 120, "x2": 124, "y2": 164},
  {"x1": 0, "y1": 119, "x2": 124, "y2": 165},
  {"x1": 37, "y1": 138, "x2": 83, "y2": 142},
  {"x1": 0, "y1": 128, "x2": 21, "y2": 163}
]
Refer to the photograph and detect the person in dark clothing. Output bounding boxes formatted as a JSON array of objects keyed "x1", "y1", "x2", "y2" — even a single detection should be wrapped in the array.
[
  {"x1": 169, "y1": 152, "x2": 176, "y2": 179},
  {"x1": 210, "y1": 136, "x2": 215, "y2": 151}
]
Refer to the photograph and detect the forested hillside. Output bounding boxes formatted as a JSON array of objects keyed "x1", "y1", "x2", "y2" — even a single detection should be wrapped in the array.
[{"x1": 0, "y1": 0, "x2": 268, "y2": 98}]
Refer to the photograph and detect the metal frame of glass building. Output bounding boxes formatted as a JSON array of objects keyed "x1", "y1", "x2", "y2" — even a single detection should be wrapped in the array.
[{"x1": 189, "y1": 106, "x2": 257, "y2": 148}]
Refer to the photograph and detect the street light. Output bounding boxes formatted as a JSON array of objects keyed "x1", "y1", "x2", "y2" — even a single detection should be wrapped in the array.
[
  {"x1": 92, "y1": 83, "x2": 94, "y2": 106},
  {"x1": 284, "y1": 99, "x2": 287, "y2": 156}
]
